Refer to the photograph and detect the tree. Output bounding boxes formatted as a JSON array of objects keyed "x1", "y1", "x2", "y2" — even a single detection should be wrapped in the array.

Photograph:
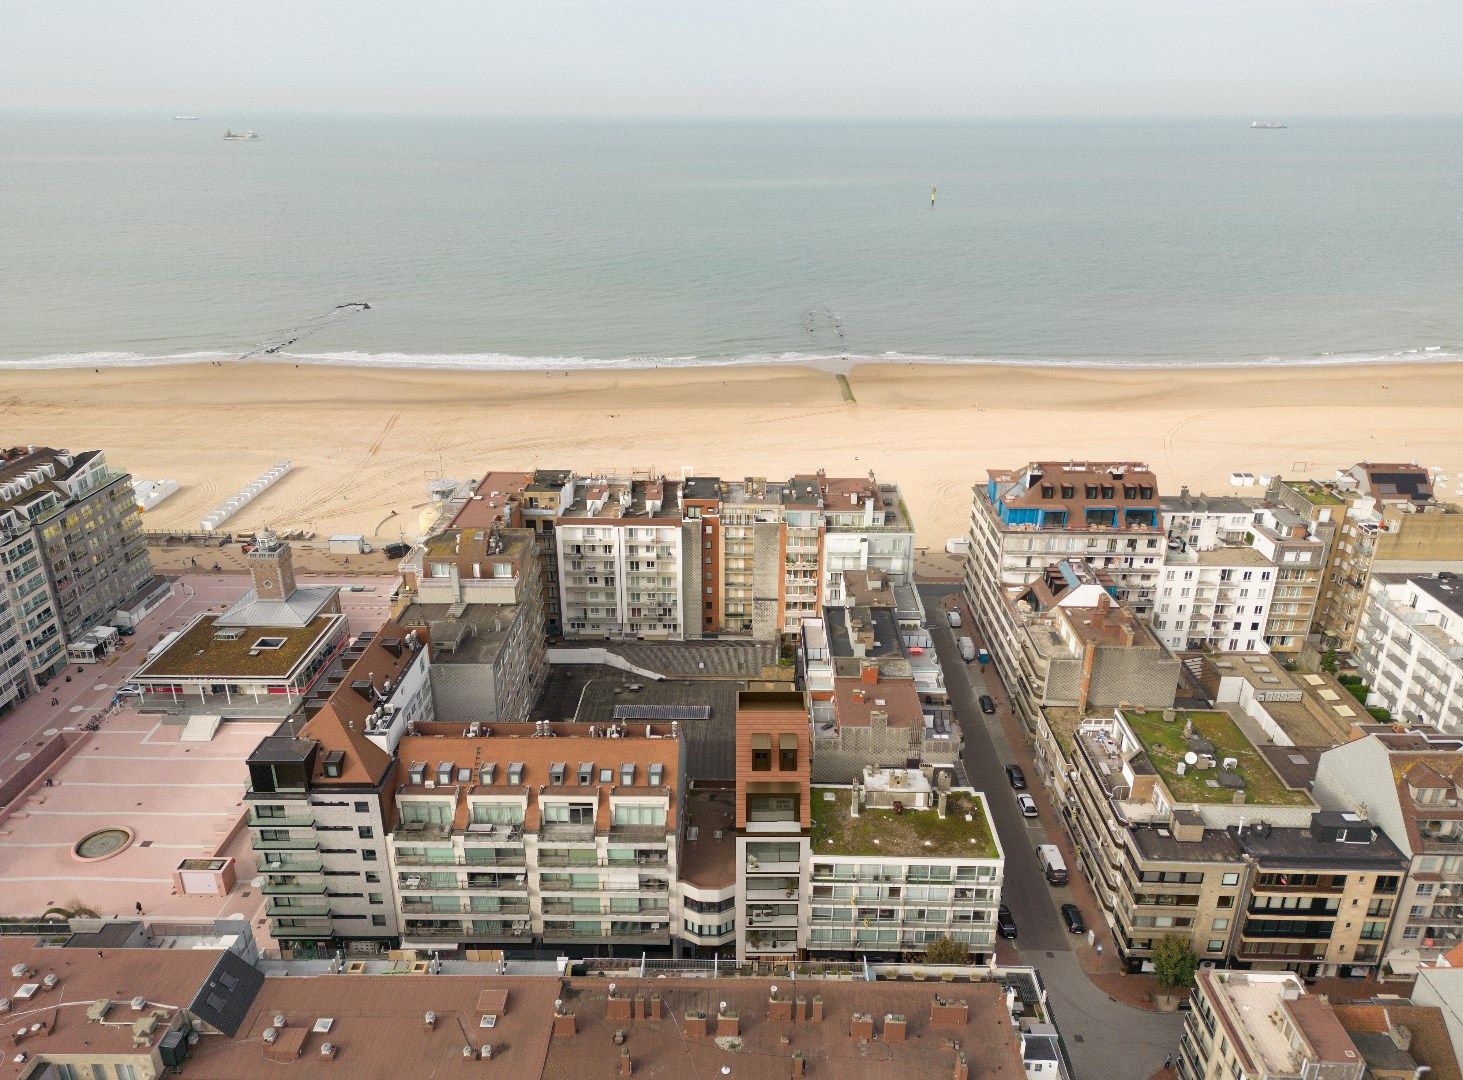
[
  {"x1": 1321, "y1": 649, "x2": 1339, "y2": 674},
  {"x1": 924, "y1": 936, "x2": 969, "y2": 965},
  {"x1": 1152, "y1": 935, "x2": 1198, "y2": 991}
]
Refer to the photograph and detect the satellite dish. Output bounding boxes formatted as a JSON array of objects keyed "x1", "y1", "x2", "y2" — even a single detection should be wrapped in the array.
[{"x1": 1184, "y1": 751, "x2": 1199, "y2": 766}]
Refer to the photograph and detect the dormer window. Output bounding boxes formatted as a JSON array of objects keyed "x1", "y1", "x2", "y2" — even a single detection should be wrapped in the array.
[
  {"x1": 457, "y1": 766, "x2": 472, "y2": 784},
  {"x1": 620, "y1": 763, "x2": 635, "y2": 786},
  {"x1": 550, "y1": 763, "x2": 567, "y2": 786},
  {"x1": 322, "y1": 751, "x2": 344, "y2": 779},
  {"x1": 437, "y1": 762, "x2": 453, "y2": 786},
  {"x1": 600, "y1": 768, "x2": 613, "y2": 784},
  {"x1": 408, "y1": 762, "x2": 426, "y2": 786},
  {"x1": 578, "y1": 763, "x2": 594, "y2": 786},
  {"x1": 508, "y1": 762, "x2": 524, "y2": 785},
  {"x1": 479, "y1": 763, "x2": 496, "y2": 785},
  {"x1": 648, "y1": 763, "x2": 664, "y2": 787}
]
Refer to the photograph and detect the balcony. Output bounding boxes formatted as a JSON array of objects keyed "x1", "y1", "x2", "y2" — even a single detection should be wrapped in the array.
[
  {"x1": 266, "y1": 897, "x2": 331, "y2": 918},
  {"x1": 540, "y1": 823, "x2": 597, "y2": 843},
  {"x1": 256, "y1": 854, "x2": 323, "y2": 874},
  {"x1": 540, "y1": 928, "x2": 669, "y2": 945},
  {"x1": 608, "y1": 825, "x2": 669, "y2": 844},
  {"x1": 270, "y1": 917, "x2": 335, "y2": 938},
  {"x1": 260, "y1": 879, "x2": 327, "y2": 896},
  {"x1": 253, "y1": 835, "x2": 320, "y2": 852},
  {"x1": 248, "y1": 810, "x2": 315, "y2": 829}
]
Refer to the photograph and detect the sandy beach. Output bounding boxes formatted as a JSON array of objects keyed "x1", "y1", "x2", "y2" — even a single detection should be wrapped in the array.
[{"x1": 3, "y1": 361, "x2": 1460, "y2": 549}]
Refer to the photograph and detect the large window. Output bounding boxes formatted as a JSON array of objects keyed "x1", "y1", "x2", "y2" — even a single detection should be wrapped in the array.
[
  {"x1": 543, "y1": 802, "x2": 596, "y2": 825},
  {"x1": 751, "y1": 734, "x2": 771, "y2": 771},
  {"x1": 779, "y1": 733, "x2": 798, "y2": 771},
  {"x1": 612, "y1": 804, "x2": 666, "y2": 827}
]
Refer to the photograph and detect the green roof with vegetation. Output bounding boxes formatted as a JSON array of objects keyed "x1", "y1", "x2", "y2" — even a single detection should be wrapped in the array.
[
  {"x1": 1124, "y1": 710, "x2": 1312, "y2": 807},
  {"x1": 1286, "y1": 481, "x2": 1345, "y2": 506},
  {"x1": 137, "y1": 614, "x2": 335, "y2": 679},
  {"x1": 809, "y1": 787, "x2": 999, "y2": 860}
]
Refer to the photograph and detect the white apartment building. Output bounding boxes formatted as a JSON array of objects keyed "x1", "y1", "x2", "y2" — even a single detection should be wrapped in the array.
[
  {"x1": 1154, "y1": 548, "x2": 1276, "y2": 653},
  {"x1": 246, "y1": 623, "x2": 433, "y2": 948},
  {"x1": 1179, "y1": 970, "x2": 1364, "y2": 1080},
  {"x1": 556, "y1": 478, "x2": 688, "y2": 640},
  {"x1": 1356, "y1": 573, "x2": 1463, "y2": 731}
]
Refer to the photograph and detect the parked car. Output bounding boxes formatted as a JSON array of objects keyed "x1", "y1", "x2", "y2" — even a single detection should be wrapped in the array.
[
  {"x1": 1005, "y1": 764, "x2": 1026, "y2": 790},
  {"x1": 979, "y1": 695, "x2": 996, "y2": 715},
  {"x1": 1017, "y1": 794, "x2": 1038, "y2": 818},
  {"x1": 946, "y1": 610, "x2": 961, "y2": 628},
  {"x1": 997, "y1": 905, "x2": 1017, "y2": 939},
  {"x1": 1061, "y1": 903, "x2": 1085, "y2": 934},
  {"x1": 115, "y1": 684, "x2": 143, "y2": 697}
]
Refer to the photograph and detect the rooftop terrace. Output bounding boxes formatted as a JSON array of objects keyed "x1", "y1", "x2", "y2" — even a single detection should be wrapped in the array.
[
  {"x1": 809, "y1": 787, "x2": 998, "y2": 860},
  {"x1": 1286, "y1": 481, "x2": 1346, "y2": 507},
  {"x1": 1124, "y1": 709, "x2": 1313, "y2": 807}
]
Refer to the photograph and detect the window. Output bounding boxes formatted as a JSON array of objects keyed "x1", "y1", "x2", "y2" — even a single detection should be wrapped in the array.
[
  {"x1": 550, "y1": 762, "x2": 567, "y2": 786},
  {"x1": 372, "y1": 914, "x2": 387, "y2": 927},
  {"x1": 357, "y1": 825, "x2": 373, "y2": 839},
  {"x1": 779, "y1": 733, "x2": 798, "y2": 771},
  {"x1": 323, "y1": 750, "x2": 344, "y2": 778},
  {"x1": 252, "y1": 636, "x2": 287, "y2": 650},
  {"x1": 1221, "y1": 872, "x2": 1240, "y2": 886},
  {"x1": 354, "y1": 801, "x2": 369, "y2": 813},
  {"x1": 364, "y1": 872, "x2": 380, "y2": 884},
  {"x1": 620, "y1": 763, "x2": 635, "y2": 786},
  {"x1": 751, "y1": 733, "x2": 772, "y2": 771},
  {"x1": 1212, "y1": 918, "x2": 1229, "y2": 931},
  {"x1": 362, "y1": 849, "x2": 377, "y2": 862},
  {"x1": 369, "y1": 892, "x2": 383, "y2": 905}
]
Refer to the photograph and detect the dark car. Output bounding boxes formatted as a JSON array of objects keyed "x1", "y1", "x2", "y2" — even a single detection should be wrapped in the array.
[
  {"x1": 997, "y1": 905, "x2": 1017, "y2": 939},
  {"x1": 1061, "y1": 903, "x2": 1085, "y2": 934},
  {"x1": 1005, "y1": 764, "x2": 1026, "y2": 790},
  {"x1": 978, "y1": 695, "x2": 996, "y2": 715},
  {"x1": 384, "y1": 542, "x2": 411, "y2": 559}
]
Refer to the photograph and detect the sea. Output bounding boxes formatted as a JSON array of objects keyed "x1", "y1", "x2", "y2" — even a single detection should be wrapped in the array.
[{"x1": 3, "y1": 113, "x2": 1462, "y2": 372}]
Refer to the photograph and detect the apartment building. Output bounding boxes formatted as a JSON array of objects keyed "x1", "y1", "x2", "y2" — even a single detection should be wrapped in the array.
[
  {"x1": 733, "y1": 688, "x2": 1001, "y2": 961},
  {"x1": 0, "y1": 446, "x2": 158, "y2": 710},
  {"x1": 556, "y1": 477, "x2": 691, "y2": 641},
  {"x1": 989, "y1": 560, "x2": 1179, "y2": 734},
  {"x1": 1231, "y1": 813, "x2": 1405, "y2": 978},
  {"x1": 965, "y1": 461, "x2": 1165, "y2": 620},
  {"x1": 1315, "y1": 729, "x2": 1463, "y2": 973},
  {"x1": 805, "y1": 768, "x2": 1003, "y2": 963},
  {"x1": 130, "y1": 533, "x2": 348, "y2": 722},
  {"x1": 1356, "y1": 573, "x2": 1463, "y2": 731},
  {"x1": 400, "y1": 524, "x2": 546, "y2": 724},
  {"x1": 1161, "y1": 489, "x2": 1259, "y2": 552},
  {"x1": 1247, "y1": 505, "x2": 1327, "y2": 654},
  {"x1": 1154, "y1": 547, "x2": 1276, "y2": 654},
  {"x1": 245, "y1": 621, "x2": 432, "y2": 949},
  {"x1": 735, "y1": 688, "x2": 814, "y2": 959},
  {"x1": 1179, "y1": 970, "x2": 1365, "y2": 1080},
  {"x1": 386, "y1": 719, "x2": 684, "y2": 956},
  {"x1": 1060, "y1": 707, "x2": 1304, "y2": 972},
  {"x1": 1317, "y1": 464, "x2": 1463, "y2": 650},
  {"x1": 1054, "y1": 706, "x2": 1402, "y2": 977}
]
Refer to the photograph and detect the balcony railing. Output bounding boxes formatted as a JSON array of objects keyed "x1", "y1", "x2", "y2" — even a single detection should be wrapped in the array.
[
  {"x1": 266, "y1": 897, "x2": 331, "y2": 918},
  {"x1": 248, "y1": 811, "x2": 315, "y2": 829},
  {"x1": 253, "y1": 836, "x2": 320, "y2": 851},
  {"x1": 260, "y1": 880, "x2": 327, "y2": 896}
]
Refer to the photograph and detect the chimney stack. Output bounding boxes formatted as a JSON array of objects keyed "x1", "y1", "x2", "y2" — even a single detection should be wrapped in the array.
[
  {"x1": 717, "y1": 1007, "x2": 740, "y2": 1038},
  {"x1": 791, "y1": 1051, "x2": 805, "y2": 1079},
  {"x1": 850, "y1": 1013, "x2": 874, "y2": 1040},
  {"x1": 883, "y1": 1015, "x2": 906, "y2": 1043},
  {"x1": 860, "y1": 662, "x2": 879, "y2": 685},
  {"x1": 685, "y1": 1012, "x2": 709, "y2": 1038},
  {"x1": 811, "y1": 996, "x2": 825, "y2": 1023},
  {"x1": 619, "y1": 1048, "x2": 632, "y2": 1078},
  {"x1": 953, "y1": 1051, "x2": 969, "y2": 1080}
]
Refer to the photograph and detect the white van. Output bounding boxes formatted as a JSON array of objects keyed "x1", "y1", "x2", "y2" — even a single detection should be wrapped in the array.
[
  {"x1": 1037, "y1": 844, "x2": 1068, "y2": 886},
  {"x1": 947, "y1": 610, "x2": 962, "y2": 628},
  {"x1": 958, "y1": 636, "x2": 977, "y2": 662}
]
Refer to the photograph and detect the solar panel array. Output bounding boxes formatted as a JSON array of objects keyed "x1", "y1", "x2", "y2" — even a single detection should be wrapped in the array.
[{"x1": 612, "y1": 704, "x2": 711, "y2": 721}]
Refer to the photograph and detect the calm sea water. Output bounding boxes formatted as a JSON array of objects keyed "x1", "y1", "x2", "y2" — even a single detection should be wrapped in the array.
[{"x1": 3, "y1": 113, "x2": 1462, "y2": 370}]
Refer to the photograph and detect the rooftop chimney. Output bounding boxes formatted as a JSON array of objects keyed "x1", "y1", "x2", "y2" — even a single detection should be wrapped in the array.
[
  {"x1": 620, "y1": 1048, "x2": 632, "y2": 1078},
  {"x1": 850, "y1": 1013, "x2": 874, "y2": 1040},
  {"x1": 883, "y1": 1014, "x2": 907, "y2": 1043},
  {"x1": 953, "y1": 1051, "x2": 969, "y2": 1080},
  {"x1": 860, "y1": 662, "x2": 879, "y2": 685}
]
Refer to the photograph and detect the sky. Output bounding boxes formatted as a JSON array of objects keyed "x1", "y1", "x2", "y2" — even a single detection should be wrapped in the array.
[{"x1": 3, "y1": 0, "x2": 1461, "y2": 117}]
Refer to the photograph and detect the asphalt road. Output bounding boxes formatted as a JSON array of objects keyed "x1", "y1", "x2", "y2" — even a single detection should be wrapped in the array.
[
  {"x1": 919, "y1": 583, "x2": 1186, "y2": 1079},
  {"x1": 919, "y1": 583, "x2": 1071, "y2": 952}
]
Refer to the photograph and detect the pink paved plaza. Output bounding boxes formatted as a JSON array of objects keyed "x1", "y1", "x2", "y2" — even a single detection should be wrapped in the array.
[{"x1": 0, "y1": 711, "x2": 273, "y2": 935}]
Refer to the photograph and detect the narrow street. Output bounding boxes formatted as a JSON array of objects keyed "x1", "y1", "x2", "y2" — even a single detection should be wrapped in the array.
[{"x1": 919, "y1": 583, "x2": 1185, "y2": 1079}]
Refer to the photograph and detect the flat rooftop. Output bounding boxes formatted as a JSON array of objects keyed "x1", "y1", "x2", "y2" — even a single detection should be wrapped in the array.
[
  {"x1": 679, "y1": 788, "x2": 734, "y2": 889},
  {"x1": 1285, "y1": 480, "x2": 1347, "y2": 506},
  {"x1": 134, "y1": 613, "x2": 339, "y2": 680},
  {"x1": 1212, "y1": 654, "x2": 1360, "y2": 745},
  {"x1": 809, "y1": 786, "x2": 998, "y2": 860},
  {"x1": 1124, "y1": 709, "x2": 1313, "y2": 807},
  {"x1": 0, "y1": 713, "x2": 271, "y2": 949},
  {"x1": 560, "y1": 673, "x2": 739, "y2": 782}
]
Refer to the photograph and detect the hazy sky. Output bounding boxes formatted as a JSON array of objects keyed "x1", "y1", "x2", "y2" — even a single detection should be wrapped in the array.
[{"x1": 5, "y1": 0, "x2": 1460, "y2": 117}]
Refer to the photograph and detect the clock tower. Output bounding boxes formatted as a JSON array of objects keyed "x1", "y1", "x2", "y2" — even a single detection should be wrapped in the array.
[{"x1": 248, "y1": 529, "x2": 296, "y2": 601}]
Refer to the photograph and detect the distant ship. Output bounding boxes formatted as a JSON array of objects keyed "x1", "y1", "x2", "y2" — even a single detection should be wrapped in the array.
[
  {"x1": 1250, "y1": 121, "x2": 1287, "y2": 129},
  {"x1": 222, "y1": 130, "x2": 260, "y2": 140},
  {"x1": 172, "y1": 115, "x2": 199, "y2": 120}
]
